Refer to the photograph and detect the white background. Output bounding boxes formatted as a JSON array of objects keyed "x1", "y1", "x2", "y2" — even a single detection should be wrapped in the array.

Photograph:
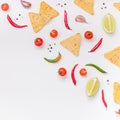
[{"x1": 0, "y1": 0, "x2": 120, "y2": 119}]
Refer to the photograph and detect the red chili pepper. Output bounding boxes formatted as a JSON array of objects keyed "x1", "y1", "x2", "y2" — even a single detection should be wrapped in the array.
[
  {"x1": 64, "y1": 10, "x2": 72, "y2": 30},
  {"x1": 88, "y1": 38, "x2": 103, "y2": 52},
  {"x1": 7, "y1": 14, "x2": 28, "y2": 28},
  {"x1": 101, "y1": 89, "x2": 108, "y2": 109},
  {"x1": 71, "y1": 64, "x2": 78, "y2": 85}
]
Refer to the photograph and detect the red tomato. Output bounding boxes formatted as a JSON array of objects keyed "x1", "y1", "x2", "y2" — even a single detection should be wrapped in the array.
[
  {"x1": 1, "y1": 3, "x2": 9, "y2": 11},
  {"x1": 50, "y1": 29, "x2": 58, "y2": 38},
  {"x1": 34, "y1": 37, "x2": 43, "y2": 47},
  {"x1": 84, "y1": 31, "x2": 93, "y2": 40},
  {"x1": 79, "y1": 68, "x2": 87, "y2": 76},
  {"x1": 58, "y1": 67, "x2": 67, "y2": 76}
]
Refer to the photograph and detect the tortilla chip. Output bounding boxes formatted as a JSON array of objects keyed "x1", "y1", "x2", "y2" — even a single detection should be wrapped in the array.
[
  {"x1": 104, "y1": 46, "x2": 120, "y2": 67},
  {"x1": 28, "y1": 12, "x2": 50, "y2": 33},
  {"x1": 60, "y1": 33, "x2": 81, "y2": 56},
  {"x1": 114, "y1": 2, "x2": 120, "y2": 11},
  {"x1": 40, "y1": 1, "x2": 59, "y2": 19},
  {"x1": 113, "y1": 82, "x2": 120, "y2": 103},
  {"x1": 74, "y1": 0, "x2": 94, "y2": 15},
  {"x1": 28, "y1": 1, "x2": 59, "y2": 33}
]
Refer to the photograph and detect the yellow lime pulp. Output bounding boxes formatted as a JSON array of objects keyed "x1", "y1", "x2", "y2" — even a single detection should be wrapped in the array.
[
  {"x1": 86, "y1": 77, "x2": 100, "y2": 97},
  {"x1": 102, "y1": 13, "x2": 115, "y2": 34}
]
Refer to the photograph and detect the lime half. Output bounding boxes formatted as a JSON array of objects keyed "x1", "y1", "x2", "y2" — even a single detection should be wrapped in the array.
[
  {"x1": 86, "y1": 77, "x2": 100, "y2": 97},
  {"x1": 102, "y1": 13, "x2": 115, "y2": 34}
]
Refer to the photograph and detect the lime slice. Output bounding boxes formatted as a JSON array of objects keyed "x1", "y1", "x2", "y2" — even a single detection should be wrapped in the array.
[
  {"x1": 86, "y1": 77, "x2": 100, "y2": 97},
  {"x1": 102, "y1": 13, "x2": 115, "y2": 34}
]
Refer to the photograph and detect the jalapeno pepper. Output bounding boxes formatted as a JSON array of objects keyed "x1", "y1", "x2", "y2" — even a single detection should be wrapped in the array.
[
  {"x1": 44, "y1": 52, "x2": 62, "y2": 63},
  {"x1": 85, "y1": 63, "x2": 107, "y2": 73}
]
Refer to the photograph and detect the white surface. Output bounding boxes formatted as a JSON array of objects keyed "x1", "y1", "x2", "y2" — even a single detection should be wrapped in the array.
[{"x1": 0, "y1": 0, "x2": 120, "y2": 120}]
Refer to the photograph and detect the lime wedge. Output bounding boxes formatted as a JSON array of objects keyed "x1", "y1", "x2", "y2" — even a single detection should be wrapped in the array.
[
  {"x1": 102, "y1": 13, "x2": 115, "y2": 34},
  {"x1": 86, "y1": 77, "x2": 100, "y2": 97}
]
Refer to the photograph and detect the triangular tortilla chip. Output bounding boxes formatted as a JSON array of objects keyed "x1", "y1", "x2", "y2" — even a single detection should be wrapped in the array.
[
  {"x1": 40, "y1": 1, "x2": 59, "y2": 19},
  {"x1": 28, "y1": 1, "x2": 59, "y2": 33},
  {"x1": 28, "y1": 12, "x2": 50, "y2": 33},
  {"x1": 60, "y1": 33, "x2": 81, "y2": 56},
  {"x1": 113, "y1": 82, "x2": 120, "y2": 103},
  {"x1": 74, "y1": 0, "x2": 94, "y2": 15},
  {"x1": 114, "y1": 2, "x2": 120, "y2": 11},
  {"x1": 104, "y1": 46, "x2": 120, "y2": 67}
]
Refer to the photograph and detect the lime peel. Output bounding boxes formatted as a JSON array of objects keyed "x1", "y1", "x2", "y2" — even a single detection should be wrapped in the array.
[
  {"x1": 86, "y1": 77, "x2": 100, "y2": 97},
  {"x1": 102, "y1": 13, "x2": 115, "y2": 34}
]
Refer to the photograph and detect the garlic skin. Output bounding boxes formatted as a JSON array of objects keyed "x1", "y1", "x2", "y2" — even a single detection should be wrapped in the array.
[{"x1": 75, "y1": 15, "x2": 87, "y2": 23}]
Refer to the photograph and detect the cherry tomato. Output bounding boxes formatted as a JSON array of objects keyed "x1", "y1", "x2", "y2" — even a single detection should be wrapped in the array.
[
  {"x1": 1, "y1": 3, "x2": 9, "y2": 11},
  {"x1": 58, "y1": 67, "x2": 67, "y2": 76},
  {"x1": 84, "y1": 31, "x2": 93, "y2": 40},
  {"x1": 50, "y1": 29, "x2": 58, "y2": 38},
  {"x1": 79, "y1": 68, "x2": 87, "y2": 76},
  {"x1": 34, "y1": 37, "x2": 43, "y2": 47}
]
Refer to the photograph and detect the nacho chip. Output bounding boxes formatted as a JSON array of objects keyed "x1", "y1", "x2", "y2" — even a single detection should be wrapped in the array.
[
  {"x1": 74, "y1": 0, "x2": 94, "y2": 15},
  {"x1": 114, "y1": 2, "x2": 120, "y2": 11},
  {"x1": 60, "y1": 33, "x2": 81, "y2": 56},
  {"x1": 28, "y1": 12, "x2": 50, "y2": 33},
  {"x1": 40, "y1": 1, "x2": 59, "y2": 19},
  {"x1": 28, "y1": 1, "x2": 59, "y2": 33},
  {"x1": 104, "y1": 46, "x2": 120, "y2": 67},
  {"x1": 113, "y1": 82, "x2": 120, "y2": 103}
]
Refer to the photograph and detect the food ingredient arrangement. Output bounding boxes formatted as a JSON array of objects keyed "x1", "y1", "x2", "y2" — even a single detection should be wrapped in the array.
[{"x1": 1, "y1": 0, "x2": 120, "y2": 119}]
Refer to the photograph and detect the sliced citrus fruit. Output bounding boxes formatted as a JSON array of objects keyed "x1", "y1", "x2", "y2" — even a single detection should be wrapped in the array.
[
  {"x1": 102, "y1": 13, "x2": 115, "y2": 34},
  {"x1": 86, "y1": 77, "x2": 100, "y2": 97}
]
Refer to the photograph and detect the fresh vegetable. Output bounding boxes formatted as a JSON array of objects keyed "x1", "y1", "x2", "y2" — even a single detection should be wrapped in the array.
[
  {"x1": 44, "y1": 52, "x2": 61, "y2": 63},
  {"x1": 75, "y1": 15, "x2": 87, "y2": 23},
  {"x1": 7, "y1": 14, "x2": 28, "y2": 28},
  {"x1": 1, "y1": 3, "x2": 9, "y2": 11},
  {"x1": 86, "y1": 77, "x2": 100, "y2": 97},
  {"x1": 85, "y1": 63, "x2": 107, "y2": 73},
  {"x1": 84, "y1": 31, "x2": 93, "y2": 40},
  {"x1": 64, "y1": 10, "x2": 72, "y2": 30},
  {"x1": 115, "y1": 109, "x2": 120, "y2": 115},
  {"x1": 88, "y1": 38, "x2": 103, "y2": 52},
  {"x1": 58, "y1": 67, "x2": 67, "y2": 76},
  {"x1": 34, "y1": 37, "x2": 43, "y2": 47},
  {"x1": 20, "y1": 0, "x2": 31, "y2": 8},
  {"x1": 102, "y1": 13, "x2": 115, "y2": 34},
  {"x1": 79, "y1": 68, "x2": 87, "y2": 76},
  {"x1": 71, "y1": 64, "x2": 78, "y2": 85},
  {"x1": 101, "y1": 89, "x2": 108, "y2": 109},
  {"x1": 50, "y1": 29, "x2": 58, "y2": 38}
]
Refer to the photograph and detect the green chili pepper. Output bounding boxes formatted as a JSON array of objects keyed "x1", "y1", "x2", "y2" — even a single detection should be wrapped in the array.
[
  {"x1": 85, "y1": 63, "x2": 107, "y2": 73},
  {"x1": 44, "y1": 52, "x2": 62, "y2": 63}
]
